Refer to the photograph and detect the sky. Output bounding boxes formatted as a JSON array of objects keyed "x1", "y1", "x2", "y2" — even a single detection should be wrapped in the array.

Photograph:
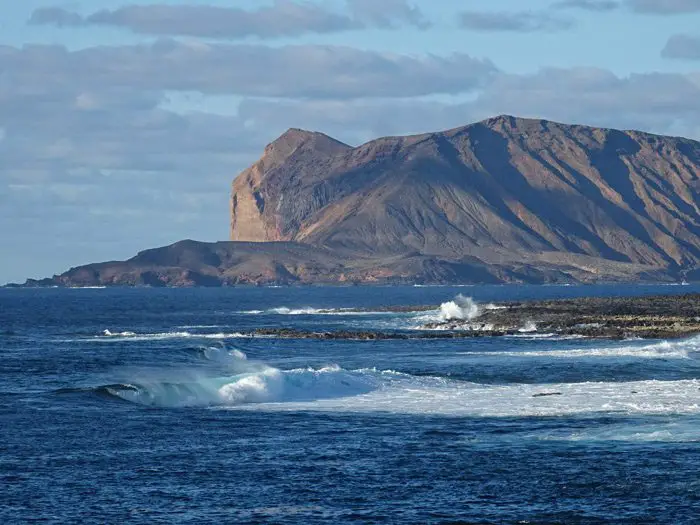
[{"x1": 2, "y1": 0, "x2": 700, "y2": 284}]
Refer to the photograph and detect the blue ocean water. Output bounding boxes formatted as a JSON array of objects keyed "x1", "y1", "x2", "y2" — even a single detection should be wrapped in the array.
[{"x1": 3, "y1": 284, "x2": 700, "y2": 524}]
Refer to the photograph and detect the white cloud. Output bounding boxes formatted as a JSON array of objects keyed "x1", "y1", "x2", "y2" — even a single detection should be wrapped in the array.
[
  {"x1": 0, "y1": 41, "x2": 495, "y2": 99},
  {"x1": 29, "y1": 1, "x2": 428, "y2": 38}
]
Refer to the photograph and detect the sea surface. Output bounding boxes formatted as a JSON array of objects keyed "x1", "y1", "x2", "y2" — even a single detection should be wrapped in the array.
[{"x1": 3, "y1": 284, "x2": 700, "y2": 524}]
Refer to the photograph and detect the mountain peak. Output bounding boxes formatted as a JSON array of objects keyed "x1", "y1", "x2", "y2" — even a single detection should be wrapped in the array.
[
  {"x1": 264, "y1": 128, "x2": 349, "y2": 161},
  {"x1": 479, "y1": 114, "x2": 547, "y2": 129}
]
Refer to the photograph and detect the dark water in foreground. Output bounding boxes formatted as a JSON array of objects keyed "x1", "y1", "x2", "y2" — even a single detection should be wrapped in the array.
[{"x1": 2, "y1": 284, "x2": 700, "y2": 524}]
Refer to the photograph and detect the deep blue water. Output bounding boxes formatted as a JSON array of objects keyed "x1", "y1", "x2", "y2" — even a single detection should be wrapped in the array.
[{"x1": 3, "y1": 284, "x2": 700, "y2": 524}]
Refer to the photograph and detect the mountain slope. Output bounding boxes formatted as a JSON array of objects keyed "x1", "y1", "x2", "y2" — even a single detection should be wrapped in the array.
[{"x1": 231, "y1": 115, "x2": 700, "y2": 278}]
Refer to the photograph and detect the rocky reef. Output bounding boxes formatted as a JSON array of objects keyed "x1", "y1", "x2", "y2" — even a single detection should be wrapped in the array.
[{"x1": 245, "y1": 294, "x2": 700, "y2": 341}]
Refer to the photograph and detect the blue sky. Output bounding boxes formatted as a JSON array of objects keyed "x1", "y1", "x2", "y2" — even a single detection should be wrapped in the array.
[{"x1": 2, "y1": 0, "x2": 700, "y2": 284}]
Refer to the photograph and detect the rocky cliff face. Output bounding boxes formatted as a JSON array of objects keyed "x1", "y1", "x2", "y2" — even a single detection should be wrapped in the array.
[
  {"x1": 231, "y1": 115, "x2": 700, "y2": 278},
  {"x1": 230, "y1": 128, "x2": 351, "y2": 242}
]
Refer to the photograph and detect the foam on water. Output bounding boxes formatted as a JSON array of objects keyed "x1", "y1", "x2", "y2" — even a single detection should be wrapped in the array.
[
  {"x1": 247, "y1": 375, "x2": 700, "y2": 418},
  {"x1": 97, "y1": 330, "x2": 247, "y2": 341},
  {"x1": 103, "y1": 329, "x2": 136, "y2": 337},
  {"x1": 96, "y1": 341, "x2": 700, "y2": 417},
  {"x1": 239, "y1": 306, "x2": 392, "y2": 316},
  {"x1": 459, "y1": 338, "x2": 698, "y2": 360},
  {"x1": 535, "y1": 420, "x2": 700, "y2": 443}
]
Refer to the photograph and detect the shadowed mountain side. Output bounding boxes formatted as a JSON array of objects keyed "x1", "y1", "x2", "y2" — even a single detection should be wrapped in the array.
[{"x1": 232, "y1": 115, "x2": 700, "y2": 278}]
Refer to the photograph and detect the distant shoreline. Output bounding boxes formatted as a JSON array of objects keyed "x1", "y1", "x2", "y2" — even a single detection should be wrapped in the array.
[{"x1": 3, "y1": 279, "x2": 697, "y2": 289}]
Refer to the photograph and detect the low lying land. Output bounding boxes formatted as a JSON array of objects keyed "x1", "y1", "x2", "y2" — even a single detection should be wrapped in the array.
[{"x1": 251, "y1": 294, "x2": 700, "y2": 340}]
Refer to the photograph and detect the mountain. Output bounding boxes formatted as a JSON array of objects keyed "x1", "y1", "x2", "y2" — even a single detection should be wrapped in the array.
[
  {"x1": 12, "y1": 116, "x2": 700, "y2": 287},
  {"x1": 231, "y1": 115, "x2": 700, "y2": 281}
]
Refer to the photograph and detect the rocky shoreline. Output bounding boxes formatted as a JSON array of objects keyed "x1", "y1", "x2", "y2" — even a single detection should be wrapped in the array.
[
  {"x1": 430, "y1": 293, "x2": 700, "y2": 340},
  {"x1": 249, "y1": 294, "x2": 700, "y2": 341}
]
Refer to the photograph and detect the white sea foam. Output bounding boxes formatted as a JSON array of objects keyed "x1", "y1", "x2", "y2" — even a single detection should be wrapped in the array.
[
  {"x1": 536, "y1": 422, "x2": 700, "y2": 443},
  {"x1": 103, "y1": 329, "x2": 136, "y2": 337},
  {"x1": 197, "y1": 347, "x2": 248, "y2": 363},
  {"x1": 270, "y1": 307, "x2": 324, "y2": 315},
  {"x1": 97, "y1": 330, "x2": 247, "y2": 341},
  {"x1": 243, "y1": 375, "x2": 700, "y2": 418},
  {"x1": 460, "y1": 338, "x2": 698, "y2": 360},
  {"x1": 177, "y1": 325, "x2": 223, "y2": 329},
  {"x1": 507, "y1": 333, "x2": 560, "y2": 339},
  {"x1": 238, "y1": 306, "x2": 391, "y2": 316},
  {"x1": 105, "y1": 341, "x2": 700, "y2": 417}
]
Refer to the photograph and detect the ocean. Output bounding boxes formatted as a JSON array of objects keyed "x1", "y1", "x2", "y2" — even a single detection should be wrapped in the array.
[{"x1": 2, "y1": 284, "x2": 700, "y2": 524}]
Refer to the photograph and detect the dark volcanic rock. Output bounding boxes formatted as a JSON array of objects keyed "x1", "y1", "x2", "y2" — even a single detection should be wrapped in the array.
[
  {"x1": 250, "y1": 328, "x2": 510, "y2": 340},
  {"x1": 244, "y1": 294, "x2": 700, "y2": 341}
]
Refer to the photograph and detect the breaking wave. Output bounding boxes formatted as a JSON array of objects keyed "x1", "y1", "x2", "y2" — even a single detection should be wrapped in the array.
[
  {"x1": 66, "y1": 339, "x2": 700, "y2": 416},
  {"x1": 98, "y1": 371, "x2": 700, "y2": 417},
  {"x1": 84, "y1": 348, "x2": 382, "y2": 407}
]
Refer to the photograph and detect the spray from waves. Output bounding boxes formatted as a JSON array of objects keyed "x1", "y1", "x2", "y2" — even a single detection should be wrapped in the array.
[
  {"x1": 438, "y1": 295, "x2": 481, "y2": 321},
  {"x1": 413, "y1": 294, "x2": 505, "y2": 325}
]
